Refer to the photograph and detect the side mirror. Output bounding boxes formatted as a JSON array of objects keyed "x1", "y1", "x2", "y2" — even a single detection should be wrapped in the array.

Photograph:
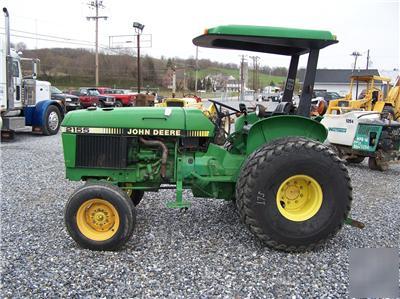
[{"x1": 239, "y1": 103, "x2": 247, "y2": 113}]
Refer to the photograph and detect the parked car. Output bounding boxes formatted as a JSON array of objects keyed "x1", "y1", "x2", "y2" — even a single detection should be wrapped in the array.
[
  {"x1": 78, "y1": 87, "x2": 115, "y2": 108},
  {"x1": 50, "y1": 86, "x2": 80, "y2": 112},
  {"x1": 311, "y1": 90, "x2": 342, "y2": 105},
  {"x1": 96, "y1": 87, "x2": 137, "y2": 107}
]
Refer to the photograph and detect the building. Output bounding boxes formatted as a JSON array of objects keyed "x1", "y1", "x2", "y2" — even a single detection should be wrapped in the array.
[{"x1": 299, "y1": 69, "x2": 380, "y2": 96}]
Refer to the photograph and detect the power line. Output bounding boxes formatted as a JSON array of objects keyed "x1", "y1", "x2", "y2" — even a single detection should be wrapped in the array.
[
  {"x1": 0, "y1": 27, "x2": 96, "y2": 46},
  {"x1": 0, "y1": 32, "x2": 96, "y2": 47},
  {"x1": 0, "y1": 29, "x2": 124, "y2": 55}
]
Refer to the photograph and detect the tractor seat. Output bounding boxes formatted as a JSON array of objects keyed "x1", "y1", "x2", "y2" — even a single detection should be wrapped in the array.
[{"x1": 274, "y1": 102, "x2": 293, "y2": 114}]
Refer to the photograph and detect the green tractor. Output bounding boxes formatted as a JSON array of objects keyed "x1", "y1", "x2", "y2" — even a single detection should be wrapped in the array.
[{"x1": 62, "y1": 25, "x2": 358, "y2": 252}]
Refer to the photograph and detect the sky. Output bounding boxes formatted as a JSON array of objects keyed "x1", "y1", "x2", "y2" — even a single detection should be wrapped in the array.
[{"x1": 1, "y1": 0, "x2": 399, "y2": 70}]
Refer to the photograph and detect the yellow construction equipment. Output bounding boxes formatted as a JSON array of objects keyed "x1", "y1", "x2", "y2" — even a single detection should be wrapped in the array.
[{"x1": 326, "y1": 75, "x2": 400, "y2": 120}]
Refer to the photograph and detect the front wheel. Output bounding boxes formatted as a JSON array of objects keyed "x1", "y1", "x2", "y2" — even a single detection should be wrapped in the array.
[
  {"x1": 64, "y1": 182, "x2": 136, "y2": 250},
  {"x1": 114, "y1": 100, "x2": 123, "y2": 107},
  {"x1": 236, "y1": 137, "x2": 352, "y2": 252},
  {"x1": 42, "y1": 105, "x2": 61, "y2": 135}
]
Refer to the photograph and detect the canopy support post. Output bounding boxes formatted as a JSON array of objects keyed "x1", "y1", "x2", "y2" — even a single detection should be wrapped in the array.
[
  {"x1": 298, "y1": 49, "x2": 319, "y2": 117},
  {"x1": 282, "y1": 55, "x2": 299, "y2": 103}
]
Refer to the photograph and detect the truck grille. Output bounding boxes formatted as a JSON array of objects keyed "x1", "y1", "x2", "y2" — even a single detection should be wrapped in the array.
[{"x1": 76, "y1": 135, "x2": 128, "y2": 168}]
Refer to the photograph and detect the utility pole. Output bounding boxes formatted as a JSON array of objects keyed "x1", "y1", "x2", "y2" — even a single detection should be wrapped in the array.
[
  {"x1": 350, "y1": 51, "x2": 362, "y2": 72},
  {"x1": 87, "y1": 0, "x2": 107, "y2": 87},
  {"x1": 239, "y1": 55, "x2": 246, "y2": 102},
  {"x1": 251, "y1": 56, "x2": 255, "y2": 90},
  {"x1": 183, "y1": 67, "x2": 187, "y2": 92},
  {"x1": 133, "y1": 22, "x2": 145, "y2": 93},
  {"x1": 366, "y1": 49, "x2": 371, "y2": 70},
  {"x1": 137, "y1": 33, "x2": 140, "y2": 92},
  {"x1": 194, "y1": 46, "x2": 199, "y2": 93},
  {"x1": 250, "y1": 56, "x2": 260, "y2": 90}
]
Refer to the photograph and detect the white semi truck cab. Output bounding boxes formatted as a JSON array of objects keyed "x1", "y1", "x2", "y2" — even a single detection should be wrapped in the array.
[{"x1": 0, "y1": 7, "x2": 63, "y2": 139}]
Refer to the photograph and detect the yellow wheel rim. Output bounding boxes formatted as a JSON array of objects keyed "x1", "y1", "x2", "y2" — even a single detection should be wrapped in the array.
[
  {"x1": 76, "y1": 199, "x2": 120, "y2": 241},
  {"x1": 276, "y1": 175, "x2": 323, "y2": 222}
]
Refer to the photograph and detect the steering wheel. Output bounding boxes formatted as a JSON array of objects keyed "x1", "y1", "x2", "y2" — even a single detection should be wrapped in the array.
[
  {"x1": 207, "y1": 99, "x2": 243, "y2": 144},
  {"x1": 208, "y1": 99, "x2": 240, "y2": 113}
]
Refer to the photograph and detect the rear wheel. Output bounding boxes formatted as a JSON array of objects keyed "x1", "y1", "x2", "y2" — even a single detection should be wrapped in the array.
[
  {"x1": 64, "y1": 182, "x2": 136, "y2": 250},
  {"x1": 42, "y1": 105, "x2": 61, "y2": 135},
  {"x1": 115, "y1": 100, "x2": 123, "y2": 107},
  {"x1": 236, "y1": 137, "x2": 352, "y2": 252},
  {"x1": 368, "y1": 157, "x2": 388, "y2": 171}
]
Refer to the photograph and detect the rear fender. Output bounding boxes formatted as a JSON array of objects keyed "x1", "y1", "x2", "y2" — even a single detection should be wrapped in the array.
[
  {"x1": 246, "y1": 115, "x2": 327, "y2": 154},
  {"x1": 24, "y1": 100, "x2": 64, "y2": 126}
]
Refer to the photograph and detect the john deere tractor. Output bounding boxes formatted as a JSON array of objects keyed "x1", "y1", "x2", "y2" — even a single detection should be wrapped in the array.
[{"x1": 62, "y1": 25, "x2": 358, "y2": 252}]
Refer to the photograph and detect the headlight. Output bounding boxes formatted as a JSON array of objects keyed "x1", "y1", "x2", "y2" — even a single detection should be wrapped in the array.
[{"x1": 65, "y1": 98, "x2": 72, "y2": 102}]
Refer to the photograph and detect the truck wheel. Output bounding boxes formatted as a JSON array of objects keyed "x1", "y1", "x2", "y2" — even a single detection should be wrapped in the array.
[
  {"x1": 97, "y1": 101, "x2": 104, "y2": 108},
  {"x1": 346, "y1": 156, "x2": 365, "y2": 164},
  {"x1": 64, "y1": 182, "x2": 136, "y2": 250},
  {"x1": 42, "y1": 105, "x2": 61, "y2": 135},
  {"x1": 368, "y1": 157, "x2": 388, "y2": 171},
  {"x1": 114, "y1": 100, "x2": 123, "y2": 107},
  {"x1": 236, "y1": 137, "x2": 352, "y2": 252}
]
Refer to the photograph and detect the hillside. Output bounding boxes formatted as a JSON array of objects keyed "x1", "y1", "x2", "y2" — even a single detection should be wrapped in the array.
[{"x1": 21, "y1": 48, "x2": 286, "y2": 91}]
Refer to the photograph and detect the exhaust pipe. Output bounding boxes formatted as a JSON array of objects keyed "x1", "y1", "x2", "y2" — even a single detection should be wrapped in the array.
[
  {"x1": 3, "y1": 7, "x2": 14, "y2": 109},
  {"x1": 3, "y1": 8, "x2": 10, "y2": 56},
  {"x1": 139, "y1": 137, "x2": 169, "y2": 179}
]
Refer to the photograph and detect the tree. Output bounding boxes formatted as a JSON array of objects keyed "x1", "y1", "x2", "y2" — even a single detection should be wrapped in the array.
[
  {"x1": 196, "y1": 79, "x2": 203, "y2": 90},
  {"x1": 142, "y1": 55, "x2": 157, "y2": 83},
  {"x1": 272, "y1": 67, "x2": 288, "y2": 77},
  {"x1": 187, "y1": 77, "x2": 195, "y2": 91},
  {"x1": 205, "y1": 77, "x2": 212, "y2": 91},
  {"x1": 16, "y1": 42, "x2": 27, "y2": 51},
  {"x1": 166, "y1": 58, "x2": 174, "y2": 69}
]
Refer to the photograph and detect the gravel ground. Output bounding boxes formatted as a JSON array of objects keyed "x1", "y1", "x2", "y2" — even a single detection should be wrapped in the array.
[{"x1": 1, "y1": 132, "x2": 399, "y2": 298}]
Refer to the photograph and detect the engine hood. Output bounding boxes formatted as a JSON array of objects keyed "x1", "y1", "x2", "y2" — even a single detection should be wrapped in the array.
[
  {"x1": 61, "y1": 107, "x2": 215, "y2": 137},
  {"x1": 52, "y1": 93, "x2": 79, "y2": 100}
]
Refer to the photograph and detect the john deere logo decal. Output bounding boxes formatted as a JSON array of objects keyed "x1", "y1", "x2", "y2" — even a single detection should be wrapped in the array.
[{"x1": 62, "y1": 127, "x2": 210, "y2": 137}]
